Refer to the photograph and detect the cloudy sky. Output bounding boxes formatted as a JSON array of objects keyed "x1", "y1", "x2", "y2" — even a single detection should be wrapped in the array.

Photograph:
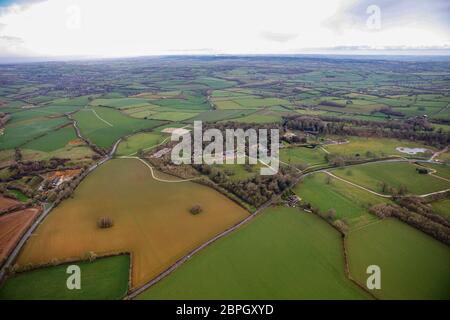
[{"x1": 0, "y1": 0, "x2": 449, "y2": 59}]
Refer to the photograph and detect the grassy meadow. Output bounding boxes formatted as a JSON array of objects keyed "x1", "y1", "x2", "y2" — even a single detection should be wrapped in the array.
[
  {"x1": 332, "y1": 162, "x2": 450, "y2": 195},
  {"x1": 347, "y1": 218, "x2": 450, "y2": 300},
  {"x1": 0, "y1": 255, "x2": 130, "y2": 300},
  {"x1": 138, "y1": 207, "x2": 370, "y2": 300}
]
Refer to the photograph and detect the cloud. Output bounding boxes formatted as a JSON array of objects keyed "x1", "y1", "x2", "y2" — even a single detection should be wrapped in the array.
[
  {"x1": 260, "y1": 31, "x2": 298, "y2": 43},
  {"x1": 0, "y1": 0, "x2": 448, "y2": 59}
]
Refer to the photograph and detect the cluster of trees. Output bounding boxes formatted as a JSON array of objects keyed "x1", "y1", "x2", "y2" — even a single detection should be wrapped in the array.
[
  {"x1": 97, "y1": 216, "x2": 114, "y2": 229},
  {"x1": 189, "y1": 205, "x2": 203, "y2": 215},
  {"x1": 369, "y1": 203, "x2": 450, "y2": 245},
  {"x1": 378, "y1": 107, "x2": 405, "y2": 117},
  {"x1": 396, "y1": 196, "x2": 450, "y2": 228},
  {"x1": 379, "y1": 181, "x2": 409, "y2": 196},
  {"x1": 0, "y1": 112, "x2": 10, "y2": 128},
  {"x1": 299, "y1": 200, "x2": 349, "y2": 234},
  {"x1": 423, "y1": 190, "x2": 450, "y2": 203},
  {"x1": 281, "y1": 134, "x2": 307, "y2": 144},
  {"x1": 319, "y1": 101, "x2": 347, "y2": 108},
  {"x1": 194, "y1": 164, "x2": 298, "y2": 207},
  {"x1": 284, "y1": 115, "x2": 449, "y2": 147},
  {"x1": 5, "y1": 158, "x2": 69, "y2": 181}
]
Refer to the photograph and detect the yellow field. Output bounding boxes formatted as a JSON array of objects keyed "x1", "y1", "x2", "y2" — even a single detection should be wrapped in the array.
[{"x1": 16, "y1": 159, "x2": 249, "y2": 288}]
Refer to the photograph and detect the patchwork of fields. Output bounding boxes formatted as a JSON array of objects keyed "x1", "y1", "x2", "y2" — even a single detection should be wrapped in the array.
[
  {"x1": 73, "y1": 107, "x2": 164, "y2": 149},
  {"x1": 0, "y1": 56, "x2": 449, "y2": 301},
  {"x1": 15, "y1": 159, "x2": 249, "y2": 288},
  {"x1": 138, "y1": 207, "x2": 370, "y2": 300}
]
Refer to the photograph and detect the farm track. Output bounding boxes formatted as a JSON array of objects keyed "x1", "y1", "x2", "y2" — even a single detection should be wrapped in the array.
[
  {"x1": 323, "y1": 171, "x2": 392, "y2": 198},
  {"x1": 119, "y1": 156, "x2": 198, "y2": 183},
  {"x1": 89, "y1": 108, "x2": 114, "y2": 127},
  {"x1": 430, "y1": 145, "x2": 448, "y2": 162},
  {"x1": 323, "y1": 167, "x2": 449, "y2": 199}
]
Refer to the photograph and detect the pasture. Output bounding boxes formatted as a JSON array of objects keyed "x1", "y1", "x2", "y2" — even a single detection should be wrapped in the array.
[
  {"x1": 90, "y1": 98, "x2": 151, "y2": 109},
  {"x1": 137, "y1": 207, "x2": 370, "y2": 300},
  {"x1": 332, "y1": 162, "x2": 450, "y2": 195},
  {"x1": 116, "y1": 132, "x2": 165, "y2": 156},
  {"x1": 16, "y1": 159, "x2": 249, "y2": 288},
  {"x1": 347, "y1": 218, "x2": 450, "y2": 299},
  {"x1": 0, "y1": 255, "x2": 129, "y2": 300},
  {"x1": 148, "y1": 111, "x2": 198, "y2": 122},
  {"x1": 324, "y1": 137, "x2": 435, "y2": 159},
  {"x1": 22, "y1": 125, "x2": 77, "y2": 152},
  {"x1": 431, "y1": 199, "x2": 450, "y2": 219},
  {"x1": 280, "y1": 146, "x2": 327, "y2": 168},
  {"x1": 73, "y1": 107, "x2": 164, "y2": 149},
  {"x1": 0, "y1": 116, "x2": 69, "y2": 150},
  {"x1": 191, "y1": 110, "x2": 255, "y2": 122},
  {"x1": 293, "y1": 173, "x2": 385, "y2": 229},
  {"x1": 232, "y1": 109, "x2": 284, "y2": 123}
]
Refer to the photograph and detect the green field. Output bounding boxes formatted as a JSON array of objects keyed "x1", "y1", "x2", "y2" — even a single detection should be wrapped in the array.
[
  {"x1": 0, "y1": 116, "x2": 69, "y2": 150},
  {"x1": 116, "y1": 132, "x2": 165, "y2": 156},
  {"x1": 324, "y1": 137, "x2": 434, "y2": 159},
  {"x1": 148, "y1": 111, "x2": 198, "y2": 122},
  {"x1": 234, "y1": 97, "x2": 289, "y2": 108},
  {"x1": 0, "y1": 255, "x2": 130, "y2": 300},
  {"x1": 90, "y1": 98, "x2": 151, "y2": 109},
  {"x1": 280, "y1": 147, "x2": 327, "y2": 167},
  {"x1": 137, "y1": 207, "x2": 370, "y2": 300},
  {"x1": 332, "y1": 162, "x2": 450, "y2": 195},
  {"x1": 294, "y1": 173, "x2": 385, "y2": 229},
  {"x1": 420, "y1": 163, "x2": 450, "y2": 180},
  {"x1": 22, "y1": 125, "x2": 78, "y2": 152},
  {"x1": 212, "y1": 162, "x2": 262, "y2": 181},
  {"x1": 233, "y1": 110, "x2": 284, "y2": 123},
  {"x1": 21, "y1": 145, "x2": 94, "y2": 165},
  {"x1": 347, "y1": 218, "x2": 450, "y2": 299},
  {"x1": 431, "y1": 199, "x2": 450, "y2": 219},
  {"x1": 73, "y1": 107, "x2": 164, "y2": 149},
  {"x1": 191, "y1": 109, "x2": 255, "y2": 122}
]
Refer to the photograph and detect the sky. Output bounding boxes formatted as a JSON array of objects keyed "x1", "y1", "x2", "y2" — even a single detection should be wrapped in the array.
[{"x1": 0, "y1": 0, "x2": 449, "y2": 59}]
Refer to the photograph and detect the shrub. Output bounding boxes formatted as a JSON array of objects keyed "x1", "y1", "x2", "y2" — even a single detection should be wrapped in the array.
[{"x1": 97, "y1": 216, "x2": 114, "y2": 229}]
